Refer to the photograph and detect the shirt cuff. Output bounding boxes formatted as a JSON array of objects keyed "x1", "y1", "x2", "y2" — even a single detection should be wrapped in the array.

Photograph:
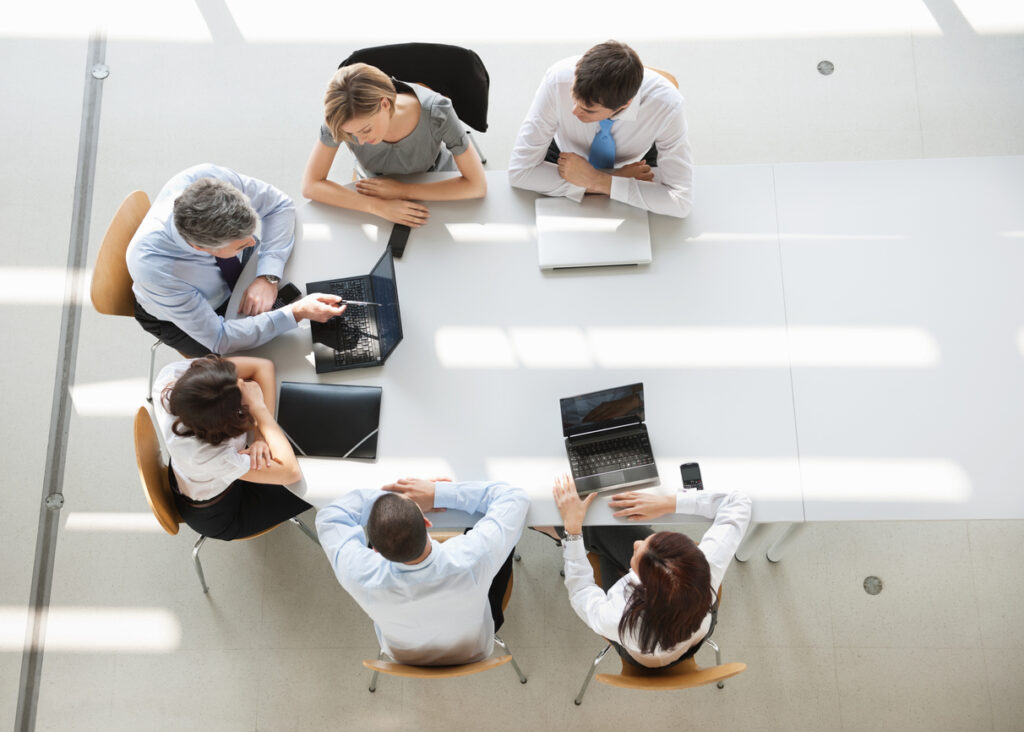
[
  {"x1": 676, "y1": 489, "x2": 698, "y2": 516},
  {"x1": 565, "y1": 182, "x2": 587, "y2": 203},
  {"x1": 609, "y1": 175, "x2": 630, "y2": 204},
  {"x1": 433, "y1": 481, "x2": 457, "y2": 510},
  {"x1": 563, "y1": 535, "x2": 587, "y2": 560}
]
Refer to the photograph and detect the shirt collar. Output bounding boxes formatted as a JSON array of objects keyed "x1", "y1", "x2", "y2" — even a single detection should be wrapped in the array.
[
  {"x1": 393, "y1": 539, "x2": 439, "y2": 572},
  {"x1": 610, "y1": 98, "x2": 640, "y2": 123}
]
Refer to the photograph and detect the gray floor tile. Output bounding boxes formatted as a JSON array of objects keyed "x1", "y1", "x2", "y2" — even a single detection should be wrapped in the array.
[
  {"x1": 969, "y1": 521, "x2": 1024, "y2": 650},
  {"x1": 835, "y1": 647, "x2": 994, "y2": 732}
]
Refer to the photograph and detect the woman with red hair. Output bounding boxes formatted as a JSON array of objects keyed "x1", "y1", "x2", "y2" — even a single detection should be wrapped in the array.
[{"x1": 551, "y1": 475, "x2": 751, "y2": 667}]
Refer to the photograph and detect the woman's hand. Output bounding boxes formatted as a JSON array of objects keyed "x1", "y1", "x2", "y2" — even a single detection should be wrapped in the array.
[
  {"x1": 240, "y1": 440, "x2": 273, "y2": 470},
  {"x1": 608, "y1": 491, "x2": 676, "y2": 521},
  {"x1": 355, "y1": 177, "x2": 407, "y2": 200},
  {"x1": 552, "y1": 473, "x2": 595, "y2": 535},
  {"x1": 369, "y1": 198, "x2": 430, "y2": 227},
  {"x1": 237, "y1": 378, "x2": 266, "y2": 411}
]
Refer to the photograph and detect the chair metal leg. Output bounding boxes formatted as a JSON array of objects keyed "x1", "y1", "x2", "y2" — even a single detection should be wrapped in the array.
[
  {"x1": 146, "y1": 339, "x2": 162, "y2": 402},
  {"x1": 704, "y1": 638, "x2": 725, "y2": 688},
  {"x1": 574, "y1": 643, "x2": 612, "y2": 706},
  {"x1": 493, "y1": 634, "x2": 527, "y2": 684},
  {"x1": 192, "y1": 535, "x2": 209, "y2": 594},
  {"x1": 368, "y1": 649, "x2": 384, "y2": 692},
  {"x1": 290, "y1": 516, "x2": 319, "y2": 546},
  {"x1": 467, "y1": 129, "x2": 487, "y2": 164}
]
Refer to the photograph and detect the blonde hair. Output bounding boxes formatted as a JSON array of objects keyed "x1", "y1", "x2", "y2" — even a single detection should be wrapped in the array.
[{"x1": 324, "y1": 63, "x2": 397, "y2": 143}]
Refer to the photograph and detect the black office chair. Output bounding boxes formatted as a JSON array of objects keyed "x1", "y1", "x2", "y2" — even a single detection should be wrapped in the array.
[{"x1": 339, "y1": 42, "x2": 490, "y2": 164}]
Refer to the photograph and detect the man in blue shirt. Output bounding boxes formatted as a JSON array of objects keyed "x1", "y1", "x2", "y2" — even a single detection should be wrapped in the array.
[
  {"x1": 317, "y1": 478, "x2": 528, "y2": 666},
  {"x1": 127, "y1": 163, "x2": 345, "y2": 356}
]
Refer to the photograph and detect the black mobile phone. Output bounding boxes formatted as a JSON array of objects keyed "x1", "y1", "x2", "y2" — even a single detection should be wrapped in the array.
[
  {"x1": 272, "y1": 282, "x2": 302, "y2": 310},
  {"x1": 389, "y1": 224, "x2": 411, "y2": 259},
  {"x1": 680, "y1": 462, "x2": 703, "y2": 490}
]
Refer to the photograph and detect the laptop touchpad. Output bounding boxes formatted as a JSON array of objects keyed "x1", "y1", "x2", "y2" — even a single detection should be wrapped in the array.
[{"x1": 599, "y1": 471, "x2": 626, "y2": 487}]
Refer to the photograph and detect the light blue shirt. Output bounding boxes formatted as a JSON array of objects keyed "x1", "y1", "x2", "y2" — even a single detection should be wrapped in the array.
[
  {"x1": 126, "y1": 163, "x2": 297, "y2": 354},
  {"x1": 316, "y1": 481, "x2": 529, "y2": 666}
]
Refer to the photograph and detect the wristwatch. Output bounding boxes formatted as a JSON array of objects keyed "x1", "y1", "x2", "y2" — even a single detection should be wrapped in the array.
[
  {"x1": 261, "y1": 274, "x2": 281, "y2": 285},
  {"x1": 562, "y1": 532, "x2": 583, "y2": 543}
]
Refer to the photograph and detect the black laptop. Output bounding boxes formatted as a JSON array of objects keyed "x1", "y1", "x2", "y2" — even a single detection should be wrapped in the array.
[
  {"x1": 308, "y1": 248, "x2": 403, "y2": 374},
  {"x1": 276, "y1": 382, "x2": 382, "y2": 459},
  {"x1": 560, "y1": 383, "x2": 660, "y2": 495}
]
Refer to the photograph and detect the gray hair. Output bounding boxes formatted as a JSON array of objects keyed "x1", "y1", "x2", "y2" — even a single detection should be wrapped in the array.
[{"x1": 173, "y1": 178, "x2": 257, "y2": 250}]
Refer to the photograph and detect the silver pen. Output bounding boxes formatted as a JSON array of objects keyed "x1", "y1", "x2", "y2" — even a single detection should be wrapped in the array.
[{"x1": 343, "y1": 300, "x2": 381, "y2": 306}]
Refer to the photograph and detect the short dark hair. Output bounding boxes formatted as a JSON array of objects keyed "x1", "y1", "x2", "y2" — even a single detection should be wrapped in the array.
[
  {"x1": 367, "y1": 493, "x2": 428, "y2": 563},
  {"x1": 173, "y1": 177, "x2": 257, "y2": 250},
  {"x1": 161, "y1": 355, "x2": 253, "y2": 445},
  {"x1": 572, "y1": 40, "x2": 644, "y2": 111},
  {"x1": 619, "y1": 531, "x2": 712, "y2": 654}
]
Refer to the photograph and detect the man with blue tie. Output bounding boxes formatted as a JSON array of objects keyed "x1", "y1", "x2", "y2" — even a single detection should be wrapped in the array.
[
  {"x1": 127, "y1": 164, "x2": 345, "y2": 356},
  {"x1": 509, "y1": 41, "x2": 693, "y2": 219}
]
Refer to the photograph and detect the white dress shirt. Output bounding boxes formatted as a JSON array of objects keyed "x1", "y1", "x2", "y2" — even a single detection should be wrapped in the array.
[
  {"x1": 562, "y1": 490, "x2": 751, "y2": 667},
  {"x1": 316, "y1": 481, "x2": 529, "y2": 666},
  {"x1": 126, "y1": 163, "x2": 298, "y2": 354},
  {"x1": 152, "y1": 360, "x2": 251, "y2": 501},
  {"x1": 508, "y1": 56, "x2": 693, "y2": 218}
]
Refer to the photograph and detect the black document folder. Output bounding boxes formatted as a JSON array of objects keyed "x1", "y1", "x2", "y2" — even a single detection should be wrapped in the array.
[{"x1": 275, "y1": 382, "x2": 382, "y2": 459}]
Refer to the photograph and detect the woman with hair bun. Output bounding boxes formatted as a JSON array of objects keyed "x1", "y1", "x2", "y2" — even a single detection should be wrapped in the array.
[
  {"x1": 152, "y1": 355, "x2": 310, "y2": 540},
  {"x1": 549, "y1": 475, "x2": 751, "y2": 667}
]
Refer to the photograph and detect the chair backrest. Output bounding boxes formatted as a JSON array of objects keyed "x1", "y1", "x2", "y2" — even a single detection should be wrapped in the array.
[
  {"x1": 91, "y1": 190, "x2": 151, "y2": 317},
  {"x1": 363, "y1": 654, "x2": 512, "y2": 680},
  {"x1": 645, "y1": 65, "x2": 680, "y2": 90},
  {"x1": 339, "y1": 43, "x2": 490, "y2": 132},
  {"x1": 597, "y1": 656, "x2": 746, "y2": 690},
  {"x1": 133, "y1": 406, "x2": 181, "y2": 536}
]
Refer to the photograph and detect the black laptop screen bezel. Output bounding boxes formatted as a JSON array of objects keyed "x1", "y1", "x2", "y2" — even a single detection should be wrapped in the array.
[{"x1": 560, "y1": 382, "x2": 645, "y2": 438}]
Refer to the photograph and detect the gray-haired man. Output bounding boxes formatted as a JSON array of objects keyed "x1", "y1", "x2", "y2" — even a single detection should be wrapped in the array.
[{"x1": 127, "y1": 163, "x2": 345, "y2": 356}]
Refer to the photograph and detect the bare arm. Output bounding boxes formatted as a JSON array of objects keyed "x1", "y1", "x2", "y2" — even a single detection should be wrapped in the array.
[
  {"x1": 236, "y1": 380, "x2": 301, "y2": 485},
  {"x1": 356, "y1": 146, "x2": 487, "y2": 202},
  {"x1": 301, "y1": 141, "x2": 429, "y2": 227},
  {"x1": 226, "y1": 356, "x2": 276, "y2": 416}
]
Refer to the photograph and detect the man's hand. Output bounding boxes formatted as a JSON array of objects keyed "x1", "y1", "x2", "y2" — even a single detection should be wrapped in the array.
[
  {"x1": 239, "y1": 276, "x2": 278, "y2": 316},
  {"x1": 382, "y1": 477, "x2": 443, "y2": 513},
  {"x1": 370, "y1": 198, "x2": 430, "y2": 228},
  {"x1": 355, "y1": 177, "x2": 407, "y2": 200},
  {"x1": 611, "y1": 160, "x2": 654, "y2": 182},
  {"x1": 240, "y1": 439, "x2": 273, "y2": 470},
  {"x1": 552, "y1": 473, "x2": 595, "y2": 535},
  {"x1": 609, "y1": 491, "x2": 675, "y2": 521},
  {"x1": 291, "y1": 293, "x2": 346, "y2": 323},
  {"x1": 557, "y1": 152, "x2": 611, "y2": 194}
]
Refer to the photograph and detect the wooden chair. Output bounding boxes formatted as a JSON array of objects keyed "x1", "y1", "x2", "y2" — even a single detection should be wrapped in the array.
[
  {"x1": 645, "y1": 65, "x2": 680, "y2": 89},
  {"x1": 90, "y1": 190, "x2": 175, "y2": 402},
  {"x1": 133, "y1": 406, "x2": 318, "y2": 593},
  {"x1": 363, "y1": 533, "x2": 527, "y2": 692},
  {"x1": 573, "y1": 552, "x2": 744, "y2": 705}
]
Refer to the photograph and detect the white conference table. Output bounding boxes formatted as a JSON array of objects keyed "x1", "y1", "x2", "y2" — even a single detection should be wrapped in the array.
[
  {"x1": 230, "y1": 169, "x2": 802, "y2": 527},
  {"x1": 774, "y1": 156, "x2": 1024, "y2": 522}
]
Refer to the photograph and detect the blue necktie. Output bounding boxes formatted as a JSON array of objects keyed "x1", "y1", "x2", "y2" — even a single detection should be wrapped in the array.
[{"x1": 588, "y1": 119, "x2": 615, "y2": 169}]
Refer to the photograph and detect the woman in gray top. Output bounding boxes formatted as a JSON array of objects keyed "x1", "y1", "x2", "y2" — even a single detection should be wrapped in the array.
[{"x1": 301, "y1": 63, "x2": 487, "y2": 228}]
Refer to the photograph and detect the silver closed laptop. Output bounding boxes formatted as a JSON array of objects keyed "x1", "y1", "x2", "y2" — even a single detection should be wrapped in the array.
[{"x1": 536, "y1": 196, "x2": 652, "y2": 270}]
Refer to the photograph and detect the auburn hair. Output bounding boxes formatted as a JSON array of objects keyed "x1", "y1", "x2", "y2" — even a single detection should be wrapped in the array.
[
  {"x1": 618, "y1": 531, "x2": 712, "y2": 654},
  {"x1": 161, "y1": 356, "x2": 253, "y2": 445}
]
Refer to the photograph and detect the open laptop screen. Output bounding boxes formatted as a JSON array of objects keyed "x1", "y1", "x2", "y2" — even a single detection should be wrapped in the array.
[
  {"x1": 560, "y1": 383, "x2": 645, "y2": 437},
  {"x1": 370, "y1": 248, "x2": 403, "y2": 361}
]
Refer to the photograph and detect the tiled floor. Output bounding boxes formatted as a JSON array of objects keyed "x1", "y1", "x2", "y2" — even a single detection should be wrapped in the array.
[{"x1": 3, "y1": 4, "x2": 1024, "y2": 730}]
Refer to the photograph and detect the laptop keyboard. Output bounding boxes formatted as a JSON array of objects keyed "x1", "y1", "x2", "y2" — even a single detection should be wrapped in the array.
[
  {"x1": 323, "y1": 280, "x2": 378, "y2": 366},
  {"x1": 568, "y1": 432, "x2": 654, "y2": 476}
]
